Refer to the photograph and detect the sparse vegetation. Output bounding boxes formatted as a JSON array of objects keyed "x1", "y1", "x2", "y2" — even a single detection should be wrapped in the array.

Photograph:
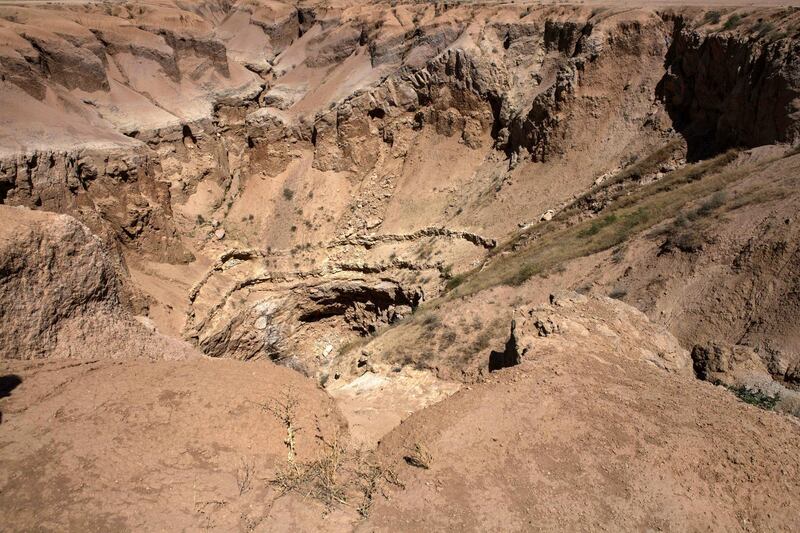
[
  {"x1": 236, "y1": 457, "x2": 254, "y2": 495},
  {"x1": 608, "y1": 288, "x2": 627, "y2": 300},
  {"x1": 577, "y1": 213, "x2": 619, "y2": 238},
  {"x1": 723, "y1": 13, "x2": 742, "y2": 30},
  {"x1": 472, "y1": 328, "x2": 495, "y2": 352},
  {"x1": 283, "y1": 187, "x2": 295, "y2": 201},
  {"x1": 445, "y1": 273, "x2": 466, "y2": 291},
  {"x1": 263, "y1": 388, "x2": 404, "y2": 517},
  {"x1": 704, "y1": 11, "x2": 721, "y2": 24},
  {"x1": 753, "y1": 20, "x2": 776, "y2": 38},
  {"x1": 442, "y1": 150, "x2": 742, "y2": 296},
  {"x1": 718, "y1": 383, "x2": 780, "y2": 410},
  {"x1": 420, "y1": 313, "x2": 442, "y2": 339},
  {"x1": 610, "y1": 245, "x2": 627, "y2": 264},
  {"x1": 654, "y1": 190, "x2": 727, "y2": 253}
]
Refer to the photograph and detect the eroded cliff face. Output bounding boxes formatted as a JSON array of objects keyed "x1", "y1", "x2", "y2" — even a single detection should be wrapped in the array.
[
  {"x1": 0, "y1": 205, "x2": 196, "y2": 360},
  {"x1": 0, "y1": 146, "x2": 191, "y2": 263},
  {"x1": 659, "y1": 18, "x2": 800, "y2": 157},
  {"x1": 2, "y1": 1, "x2": 800, "y2": 378}
]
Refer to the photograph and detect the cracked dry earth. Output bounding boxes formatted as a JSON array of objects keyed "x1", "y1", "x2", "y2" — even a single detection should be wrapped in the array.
[{"x1": 2, "y1": 0, "x2": 800, "y2": 531}]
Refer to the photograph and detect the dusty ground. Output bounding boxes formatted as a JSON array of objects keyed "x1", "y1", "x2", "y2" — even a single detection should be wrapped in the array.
[
  {"x1": 0, "y1": 358, "x2": 347, "y2": 531},
  {"x1": 367, "y1": 342, "x2": 800, "y2": 532}
]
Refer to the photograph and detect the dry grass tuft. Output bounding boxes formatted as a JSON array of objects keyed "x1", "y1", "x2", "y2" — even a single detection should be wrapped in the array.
[
  {"x1": 263, "y1": 389, "x2": 404, "y2": 517},
  {"x1": 236, "y1": 457, "x2": 255, "y2": 495}
]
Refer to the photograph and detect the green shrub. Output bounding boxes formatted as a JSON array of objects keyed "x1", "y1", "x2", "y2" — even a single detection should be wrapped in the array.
[
  {"x1": 723, "y1": 14, "x2": 742, "y2": 30},
  {"x1": 578, "y1": 214, "x2": 618, "y2": 238},
  {"x1": 506, "y1": 263, "x2": 540, "y2": 286},
  {"x1": 704, "y1": 11, "x2": 721, "y2": 24},
  {"x1": 445, "y1": 274, "x2": 466, "y2": 291},
  {"x1": 724, "y1": 384, "x2": 779, "y2": 410},
  {"x1": 609, "y1": 288, "x2": 628, "y2": 300}
]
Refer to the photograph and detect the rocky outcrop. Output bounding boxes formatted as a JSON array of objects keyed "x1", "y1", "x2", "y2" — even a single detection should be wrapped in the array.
[
  {"x1": 0, "y1": 146, "x2": 191, "y2": 263},
  {"x1": 489, "y1": 319, "x2": 523, "y2": 372},
  {"x1": 328, "y1": 226, "x2": 497, "y2": 249},
  {"x1": 0, "y1": 206, "x2": 196, "y2": 360},
  {"x1": 690, "y1": 342, "x2": 766, "y2": 381},
  {"x1": 691, "y1": 341, "x2": 800, "y2": 417},
  {"x1": 192, "y1": 277, "x2": 421, "y2": 367},
  {"x1": 494, "y1": 291, "x2": 691, "y2": 374},
  {"x1": 298, "y1": 280, "x2": 422, "y2": 334}
]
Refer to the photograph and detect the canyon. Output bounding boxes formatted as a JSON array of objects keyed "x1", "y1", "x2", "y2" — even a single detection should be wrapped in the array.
[{"x1": 1, "y1": 0, "x2": 800, "y2": 530}]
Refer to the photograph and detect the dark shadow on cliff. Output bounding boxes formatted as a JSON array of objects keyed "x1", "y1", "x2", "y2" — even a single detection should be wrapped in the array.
[
  {"x1": 0, "y1": 374, "x2": 23, "y2": 425},
  {"x1": 0, "y1": 374, "x2": 22, "y2": 399},
  {"x1": 656, "y1": 18, "x2": 799, "y2": 162}
]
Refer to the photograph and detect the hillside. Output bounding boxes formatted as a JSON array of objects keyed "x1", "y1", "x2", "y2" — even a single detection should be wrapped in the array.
[{"x1": 2, "y1": 0, "x2": 800, "y2": 530}]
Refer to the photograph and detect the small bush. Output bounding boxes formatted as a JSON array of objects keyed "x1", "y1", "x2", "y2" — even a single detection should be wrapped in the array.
[
  {"x1": 421, "y1": 314, "x2": 441, "y2": 328},
  {"x1": 609, "y1": 288, "x2": 628, "y2": 300},
  {"x1": 445, "y1": 273, "x2": 466, "y2": 291},
  {"x1": 724, "y1": 384, "x2": 779, "y2": 410},
  {"x1": 704, "y1": 10, "x2": 721, "y2": 24},
  {"x1": 438, "y1": 329, "x2": 457, "y2": 348},
  {"x1": 283, "y1": 188, "x2": 295, "y2": 201},
  {"x1": 723, "y1": 14, "x2": 742, "y2": 30},
  {"x1": 578, "y1": 214, "x2": 618, "y2": 238},
  {"x1": 506, "y1": 263, "x2": 540, "y2": 286},
  {"x1": 694, "y1": 191, "x2": 727, "y2": 218},
  {"x1": 753, "y1": 20, "x2": 775, "y2": 38},
  {"x1": 662, "y1": 227, "x2": 706, "y2": 253},
  {"x1": 611, "y1": 245, "x2": 627, "y2": 264},
  {"x1": 265, "y1": 389, "x2": 404, "y2": 516},
  {"x1": 472, "y1": 329, "x2": 494, "y2": 352}
]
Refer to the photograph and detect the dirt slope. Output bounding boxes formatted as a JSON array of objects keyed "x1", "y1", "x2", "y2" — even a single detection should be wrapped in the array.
[
  {"x1": 366, "y1": 340, "x2": 800, "y2": 532},
  {"x1": 3, "y1": 287, "x2": 799, "y2": 531},
  {"x1": 0, "y1": 357, "x2": 347, "y2": 531}
]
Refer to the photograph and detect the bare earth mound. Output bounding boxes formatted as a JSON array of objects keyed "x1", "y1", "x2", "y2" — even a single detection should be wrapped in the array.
[
  {"x1": 366, "y1": 300, "x2": 800, "y2": 531},
  {"x1": 0, "y1": 358, "x2": 346, "y2": 531}
]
